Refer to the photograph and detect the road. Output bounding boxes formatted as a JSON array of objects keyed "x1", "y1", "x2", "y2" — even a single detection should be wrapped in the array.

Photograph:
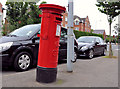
[{"x1": 1, "y1": 44, "x2": 119, "y2": 87}]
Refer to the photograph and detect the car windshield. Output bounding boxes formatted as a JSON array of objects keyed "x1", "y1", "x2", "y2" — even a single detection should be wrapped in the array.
[
  {"x1": 8, "y1": 24, "x2": 40, "y2": 37},
  {"x1": 77, "y1": 37, "x2": 95, "y2": 43}
]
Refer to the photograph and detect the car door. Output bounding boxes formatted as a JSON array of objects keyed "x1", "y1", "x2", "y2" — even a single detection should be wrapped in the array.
[
  {"x1": 94, "y1": 38, "x2": 102, "y2": 54},
  {"x1": 59, "y1": 29, "x2": 67, "y2": 59},
  {"x1": 31, "y1": 31, "x2": 40, "y2": 64},
  {"x1": 99, "y1": 37, "x2": 106, "y2": 52}
]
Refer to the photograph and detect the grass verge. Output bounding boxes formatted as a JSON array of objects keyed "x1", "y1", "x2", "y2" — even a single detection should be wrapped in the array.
[{"x1": 103, "y1": 56, "x2": 117, "y2": 58}]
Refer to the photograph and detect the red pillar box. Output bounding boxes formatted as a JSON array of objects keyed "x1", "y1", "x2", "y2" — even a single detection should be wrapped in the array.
[{"x1": 36, "y1": 4, "x2": 66, "y2": 83}]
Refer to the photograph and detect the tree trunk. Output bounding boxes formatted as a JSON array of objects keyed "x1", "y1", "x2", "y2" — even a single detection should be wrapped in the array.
[{"x1": 109, "y1": 23, "x2": 113, "y2": 57}]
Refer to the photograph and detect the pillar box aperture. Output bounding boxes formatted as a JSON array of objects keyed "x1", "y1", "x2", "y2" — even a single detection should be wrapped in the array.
[{"x1": 36, "y1": 4, "x2": 66, "y2": 83}]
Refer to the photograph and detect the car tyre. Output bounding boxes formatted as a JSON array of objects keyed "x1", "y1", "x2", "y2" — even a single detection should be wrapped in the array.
[
  {"x1": 14, "y1": 52, "x2": 32, "y2": 72},
  {"x1": 88, "y1": 49, "x2": 94, "y2": 59},
  {"x1": 101, "y1": 48, "x2": 107, "y2": 56},
  {"x1": 71, "y1": 51, "x2": 77, "y2": 63}
]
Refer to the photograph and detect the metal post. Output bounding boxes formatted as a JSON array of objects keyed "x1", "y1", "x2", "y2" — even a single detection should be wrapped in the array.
[{"x1": 67, "y1": 0, "x2": 74, "y2": 72}]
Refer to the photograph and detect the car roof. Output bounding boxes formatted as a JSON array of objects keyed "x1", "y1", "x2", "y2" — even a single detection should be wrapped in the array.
[{"x1": 25, "y1": 24, "x2": 41, "y2": 27}]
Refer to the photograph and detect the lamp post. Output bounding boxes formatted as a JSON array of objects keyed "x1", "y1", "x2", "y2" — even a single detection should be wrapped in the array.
[{"x1": 67, "y1": 0, "x2": 74, "y2": 72}]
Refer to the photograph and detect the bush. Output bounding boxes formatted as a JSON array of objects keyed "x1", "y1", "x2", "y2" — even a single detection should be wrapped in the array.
[
  {"x1": 1, "y1": 24, "x2": 16, "y2": 36},
  {"x1": 105, "y1": 36, "x2": 118, "y2": 43},
  {"x1": 73, "y1": 30, "x2": 104, "y2": 39}
]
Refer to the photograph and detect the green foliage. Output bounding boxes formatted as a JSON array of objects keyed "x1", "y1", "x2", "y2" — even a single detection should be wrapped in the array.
[
  {"x1": 90, "y1": 29, "x2": 94, "y2": 33},
  {"x1": 105, "y1": 36, "x2": 118, "y2": 43},
  {"x1": 73, "y1": 30, "x2": 104, "y2": 39},
  {"x1": 96, "y1": 1, "x2": 120, "y2": 19},
  {"x1": 96, "y1": 1, "x2": 120, "y2": 57},
  {"x1": 1, "y1": 24, "x2": 16, "y2": 35},
  {"x1": 2, "y1": 1, "x2": 47, "y2": 35}
]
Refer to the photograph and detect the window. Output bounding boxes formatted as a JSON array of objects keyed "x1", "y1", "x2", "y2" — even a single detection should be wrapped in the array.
[
  {"x1": 99, "y1": 38, "x2": 104, "y2": 43},
  {"x1": 96, "y1": 38, "x2": 100, "y2": 43},
  {"x1": 88, "y1": 24, "x2": 90, "y2": 27},
  {"x1": 34, "y1": 30, "x2": 40, "y2": 38},
  {"x1": 75, "y1": 21, "x2": 79, "y2": 25},
  {"x1": 75, "y1": 27, "x2": 79, "y2": 31},
  {"x1": 60, "y1": 29, "x2": 67, "y2": 41},
  {"x1": 9, "y1": 24, "x2": 40, "y2": 37}
]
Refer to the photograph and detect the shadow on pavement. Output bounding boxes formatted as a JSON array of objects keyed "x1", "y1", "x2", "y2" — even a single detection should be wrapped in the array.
[
  {"x1": 77, "y1": 55, "x2": 103, "y2": 60},
  {"x1": 2, "y1": 55, "x2": 104, "y2": 72},
  {"x1": 2, "y1": 67, "x2": 15, "y2": 72},
  {"x1": 2, "y1": 60, "x2": 67, "y2": 72}
]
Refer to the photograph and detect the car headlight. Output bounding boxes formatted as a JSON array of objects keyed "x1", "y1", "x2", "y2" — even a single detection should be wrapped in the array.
[
  {"x1": 0, "y1": 42, "x2": 13, "y2": 53},
  {"x1": 81, "y1": 46, "x2": 88, "y2": 50}
]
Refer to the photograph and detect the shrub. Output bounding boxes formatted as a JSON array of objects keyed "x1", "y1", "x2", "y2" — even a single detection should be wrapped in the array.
[{"x1": 73, "y1": 30, "x2": 104, "y2": 39}]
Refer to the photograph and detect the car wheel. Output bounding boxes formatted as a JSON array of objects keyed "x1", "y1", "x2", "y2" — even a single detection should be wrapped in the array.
[
  {"x1": 88, "y1": 49, "x2": 94, "y2": 59},
  {"x1": 71, "y1": 51, "x2": 77, "y2": 63},
  {"x1": 14, "y1": 52, "x2": 32, "y2": 72}
]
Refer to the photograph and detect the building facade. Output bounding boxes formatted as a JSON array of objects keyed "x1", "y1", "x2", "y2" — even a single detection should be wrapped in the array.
[
  {"x1": 62, "y1": 12, "x2": 91, "y2": 32},
  {"x1": 0, "y1": 3, "x2": 3, "y2": 30}
]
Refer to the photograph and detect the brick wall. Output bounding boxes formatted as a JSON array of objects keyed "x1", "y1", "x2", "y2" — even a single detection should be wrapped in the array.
[
  {"x1": 0, "y1": 3, "x2": 2, "y2": 13},
  {"x1": 62, "y1": 12, "x2": 68, "y2": 28},
  {"x1": 62, "y1": 12, "x2": 91, "y2": 32},
  {"x1": 84, "y1": 16, "x2": 91, "y2": 32}
]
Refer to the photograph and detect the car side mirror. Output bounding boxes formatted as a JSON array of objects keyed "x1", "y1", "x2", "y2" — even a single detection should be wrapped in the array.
[
  {"x1": 32, "y1": 36, "x2": 40, "y2": 43},
  {"x1": 95, "y1": 42, "x2": 99, "y2": 45}
]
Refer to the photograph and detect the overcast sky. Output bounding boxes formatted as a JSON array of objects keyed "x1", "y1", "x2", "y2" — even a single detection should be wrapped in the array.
[{"x1": 0, "y1": 0, "x2": 119, "y2": 35}]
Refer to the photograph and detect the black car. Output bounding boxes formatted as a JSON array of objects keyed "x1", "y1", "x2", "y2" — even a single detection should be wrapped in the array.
[
  {"x1": 0, "y1": 24, "x2": 78, "y2": 71},
  {"x1": 77, "y1": 36, "x2": 107, "y2": 59}
]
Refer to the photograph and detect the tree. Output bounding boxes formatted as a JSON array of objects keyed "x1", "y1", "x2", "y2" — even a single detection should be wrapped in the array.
[
  {"x1": 2, "y1": 1, "x2": 47, "y2": 35},
  {"x1": 114, "y1": 23, "x2": 120, "y2": 34},
  {"x1": 96, "y1": 1, "x2": 120, "y2": 57},
  {"x1": 90, "y1": 29, "x2": 94, "y2": 33},
  {"x1": 114, "y1": 23, "x2": 120, "y2": 44}
]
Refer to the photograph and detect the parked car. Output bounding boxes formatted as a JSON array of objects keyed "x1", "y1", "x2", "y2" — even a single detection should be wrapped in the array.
[
  {"x1": 0, "y1": 24, "x2": 78, "y2": 71},
  {"x1": 77, "y1": 36, "x2": 107, "y2": 59}
]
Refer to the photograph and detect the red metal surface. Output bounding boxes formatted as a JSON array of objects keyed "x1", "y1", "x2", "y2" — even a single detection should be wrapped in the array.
[{"x1": 37, "y1": 4, "x2": 66, "y2": 68}]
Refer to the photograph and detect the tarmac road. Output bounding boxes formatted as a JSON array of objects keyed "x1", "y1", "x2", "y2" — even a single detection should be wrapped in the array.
[{"x1": 1, "y1": 44, "x2": 119, "y2": 87}]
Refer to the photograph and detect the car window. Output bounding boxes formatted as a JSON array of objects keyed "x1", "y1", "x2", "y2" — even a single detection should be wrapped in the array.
[
  {"x1": 9, "y1": 24, "x2": 40, "y2": 37},
  {"x1": 77, "y1": 37, "x2": 95, "y2": 43},
  {"x1": 61, "y1": 30, "x2": 67, "y2": 38},
  {"x1": 60, "y1": 30, "x2": 67, "y2": 40},
  {"x1": 99, "y1": 38, "x2": 104, "y2": 43},
  {"x1": 34, "y1": 30, "x2": 40, "y2": 38},
  {"x1": 96, "y1": 38, "x2": 100, "y2": 43}
]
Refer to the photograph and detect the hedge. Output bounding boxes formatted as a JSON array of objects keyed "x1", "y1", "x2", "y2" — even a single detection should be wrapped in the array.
[
  {"x1": 105, "y1": 36, "x2": 118, "y2": 43},
  {"x1": 73, "y1": 30, "x2": 104, "y2": 39}
]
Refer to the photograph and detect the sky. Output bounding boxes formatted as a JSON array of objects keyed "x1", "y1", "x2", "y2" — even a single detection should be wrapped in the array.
[{"x1": 0, "y1": 0, "x2": 119, "y2": 35}]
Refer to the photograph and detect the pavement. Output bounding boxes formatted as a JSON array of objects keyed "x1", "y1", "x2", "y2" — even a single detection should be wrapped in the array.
[{"x1": 1, "y1": 47, "x2": 118, "y2": 87}]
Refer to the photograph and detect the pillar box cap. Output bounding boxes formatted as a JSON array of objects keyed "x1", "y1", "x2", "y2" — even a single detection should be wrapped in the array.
[{"x1": 39, "y1": 4, "x2": 66, "y2": 14}]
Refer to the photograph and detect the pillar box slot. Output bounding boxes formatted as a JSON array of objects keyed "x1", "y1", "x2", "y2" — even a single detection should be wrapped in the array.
[{"x1": 56, "y1": 17, "x2": 62, "y2": 22}]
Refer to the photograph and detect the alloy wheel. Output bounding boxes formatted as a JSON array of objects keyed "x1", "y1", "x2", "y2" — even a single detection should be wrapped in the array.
[
  {"x1": 74, "y1": 51, "x2": 77, "y2": 61},
  {"x1": 89, "y1": 50, "x2": 93, "y2": 59},
  {"x1": 18, "y1": 54, "x2": 30, "y2": 70},
  {"x1": 71, "y1": 51, "x2": 77, "y2": 63}
]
